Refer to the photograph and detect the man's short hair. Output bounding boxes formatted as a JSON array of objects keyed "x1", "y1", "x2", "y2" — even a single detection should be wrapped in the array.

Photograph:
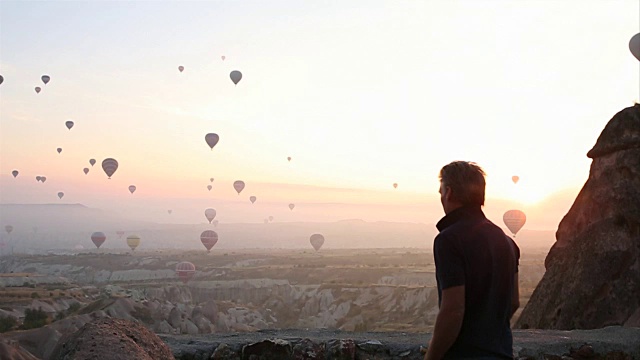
[{"x1": 439, "y1": 161, "x2": 486, "y2": 206}]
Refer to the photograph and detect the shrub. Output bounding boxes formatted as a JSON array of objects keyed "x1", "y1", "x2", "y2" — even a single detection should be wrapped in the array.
[
  {"x1": 0, "y1": 315, "x2": 17, "y2": 333},
  {"x1": 30, "y1": 292, "x2": 40, "y2": 299},
  {"x1": 21, "y1": 308, "x2": 49, "y2": 330}
]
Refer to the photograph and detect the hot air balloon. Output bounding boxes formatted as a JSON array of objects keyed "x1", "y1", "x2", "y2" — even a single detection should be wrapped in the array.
[
  {"x1": 89, "y1": 159, "x2": 96, "y2": 166},
  {"x1": 83, "y1": 168, "x2": 89, "y2": 175},
  {"x1": 212, "y1": 220, "x2": 219, "y2": 227},
  {"x1": 230, "y1": 70, "x2": 242, "y2": 85},
  {"x1": 116, "y1": 231, "x2": 125, "y2": 239},
  {"x1": 178, "y1": 66, "x2": 184, "y2": 73},
  {"x1": 200, "y1": 230, "x2": 218, "y2": 252},
  {"x1": 210, "y1": 178, "x2": 214, "y2": 183},
  {"x1": 168, "y1": 210, "x2": 172, "y2": 214},
  {"x1": 11, "y1": 170, "x2": 18, "y2": 178},
  {"x1": 288, "y1": 203, "x2": 295, "y2": 210},
  {"x1": 5, "y1": 225, "x2": 13, "y2": 234},
  {"x1": 175, "y1": 261, "x2": 196, "y2": 283},
  {"x1": 128, "y1": 185, "x2": 136, "y2": 194},
  {"x1": 512, "y1": 176, "x2": 519, "y2": 184},
  {"x1": 40, "y1": 176, "x2": 46, "y2": 183},
  {"x1": 65, "y1": 121, "x2": 74, "y2": 130},
  {"x1": 0, "y1": 75, "x2": 3, "y2": 85},
  {"x1": 221, "y1": 56, "x2": 225, "y2": 61},
  {"x1": 91, "y1": 232, "x2": 106, "y2": 249},
  {"x1": 205, "y1": 208, "x2": 216, "y2": 223},
  {"x1": 57, "y1": 148, "x2": 62, "y2": 154},
  {"x1": 102, "y1": 158, "x2": 118, "y2": 179},
  {"x1": 207, "y1": 185, "x2": 212, "y2": 191},
  {"x1": 287, "y1": 157, "x2": 291, "y2": 162},
  {"x1": 630, "y1": 33, "x2": 640, "y2": 61},
  {"x1": 503, "y1": 210, "x2": 526, "y2": 237},
  {"x1": 126, "y1": 235, "x2": 141, "y2": 251},
  {"x1": 36, "y1": 176, "x2": 42, "y2": 182},
  {"x1": 268, "y1": 216, "x2": 274, "y2": 222},
  {"x1": 233, "y1": 180, "x2": 245, "y2": 195},
  {"x1": 310, "y1": 234, "x2": 324, "y2": 251},
  {"x1": 57, "y1": 192, "x2": 64, "y2": 199},
  {"x1": 35, "y1": 87, "x2": 41, "y2": 94},
  {"x1": 249, "y1": 196, "x2": 256, "y2": 204},
  {"x1": 205, "y1": 133, "x2": 219, "y2": 150},
  {"x1": 393, "y1": 183, "x2": 398, "y2": 189},
  {"x1": 41, "y1": 75, "x2": 50, "y2": 85}
]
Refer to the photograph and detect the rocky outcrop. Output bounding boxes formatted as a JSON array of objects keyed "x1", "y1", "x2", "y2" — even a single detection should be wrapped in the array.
[
  {"x1": 50, "y1": 318, "x2": 175, "y2": 360},
  {"x1": 161, "y1": 326, "x2": 640, "y2": 360},
  {"x1": 0, "y1": 338, "x2": 40, "y2": 360},
  {"x1": 517, "y1": 104, "x2": 640, "y2": 329}
]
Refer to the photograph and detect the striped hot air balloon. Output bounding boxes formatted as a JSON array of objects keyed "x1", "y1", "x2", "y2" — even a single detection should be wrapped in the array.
[
  {"x1": 102, "y1": 158, "x2": 118, "y2": 179},
  {"x1": 91, "y1": 232, "x2": 106, "y2": 249},
  {"x1": 175, "y1": 261, "x2": 196, "y2": 283},
  {"x1": 200, "y1": 230, "x2": 218, "y2": 252}
]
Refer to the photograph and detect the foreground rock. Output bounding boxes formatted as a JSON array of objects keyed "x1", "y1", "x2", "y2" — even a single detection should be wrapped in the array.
[
  {"x1": 160, "y1": 326, "x2": 640, "y2": 360},
  {"x1": 517, "y1": 104, "x2": 640, "y2": 330},
  {"x1": 0, "y1": 338, "x2": 39, "y2": 360},
  {"x1": 49, "y1": 318, "x2": 174, "y2": 360}
]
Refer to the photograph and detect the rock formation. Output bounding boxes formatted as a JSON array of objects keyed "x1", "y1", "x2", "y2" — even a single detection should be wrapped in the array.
[
  {"x1": 517, "y1": 104, "x2": 640, "y2": 329},
  {"x1": 50, "y1": 318, "x2": 175, "y2": 360}
]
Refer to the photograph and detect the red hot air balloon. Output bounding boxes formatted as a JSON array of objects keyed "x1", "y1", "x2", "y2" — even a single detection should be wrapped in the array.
[
  {"x1": 512, "y1": 176, "x2": 519, "y2": 184},
  {"x1": 176, "y1": 261, "x2": 196, "y2": 283},
  {"x1": 200, "y1": 230, "x2": 218, "y2": 252},
  {"x1": 310, "y1": 234, "x2": 324, "y2": 251},
  {"x1": 503, "y1": 210, "x2": 526, "y2": 237},
  {"x1": 233, "y1": 180, "x2": 245, "y2": 195},
  {"x1": 91, "y1": 232, "x2": 106, "y2": 248},
  {"x1": 102, "y1": 158, "x2": 118, "y2": 179}
]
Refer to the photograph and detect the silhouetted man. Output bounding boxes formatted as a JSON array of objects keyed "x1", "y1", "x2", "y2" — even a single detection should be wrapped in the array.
[{"x1": 425, "y1": 161, "x2": 520, "y2": 360}]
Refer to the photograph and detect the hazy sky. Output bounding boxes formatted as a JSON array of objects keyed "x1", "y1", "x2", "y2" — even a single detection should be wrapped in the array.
[{"x1": 1, "y1": 1, "x2": 638, "y2": 230}]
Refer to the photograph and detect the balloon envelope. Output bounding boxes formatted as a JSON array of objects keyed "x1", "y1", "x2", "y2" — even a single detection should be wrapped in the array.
[
  {"x1": 630, "y1": 33, "x2": 640, "y2": 61},
  {"x1": 91, "y1": 232, "x2": 106, "y2": 248},
  {"x1": 512, "y1": 176, "x2": 519, "y2": 184},
  {"x1": 289, "y1": 203, "x2": 295, "y2": 210},
  {"x1": 57, "y1": 148, "x2": 62, "y2": 154},
  {"x1": 310, "y1": 234, "x2": 324, "y2": 251},
  {"x1": 249, "y1": 196, "x2": 256, "y2": 204},
  {"x1": 83, "y1": 168, "x2": 89, "y2": 175},
  {"x1": 503, "y1": 210, "x2": 526, "y2": 236},
  {"x1": 36, "y1": 176, "x2": 42, "y2": 182},
  {"x1": 205, "y1": 208, "x2": 217, "y2": 223},
  {"x1": 102, "y1": 158, "x2": 118, "y2": 179},
  {"x1": 89, "y1": 159, "x2": 96, "y2": 166},
  {"x1": 178, "y1": 65, "x2": 184, "y2": 72},
  {"x1": 41, "y1": 176, "x2": 46, "y2": 183},
  {"x1": 126, "y1": 235, "x2": 141, "y2": 251},
  {"x1": 57, "y1": 192, "x2": 64, "y2": 199},
  {"x1": 233, "y1": 180, "x2": 245, "y2": 194},
  {"x1": 65, "y1": 121, "x2": 74, "y2": 130},
  {"x1": 35, "y1": 87, "x2": 41, "y2": 94},
  {"x1": 207, "y1": 185, "x2": 212, "y2": 191},
  {"x1": 0, "y1": 75, "x2": 3, "y2": 85},
  {"x1": 205, "y1": 133, "x2": 219, "y2": 150},
  {"x1": 393, "y1": 183, "x2": 398, "y2": 189},
  {"x1": 287, "y1": 157, "x2": 291, "y2": 162},
  {"x1": 11, "y1": 170, "x2": 18, "y2": 178},
  {"x1": 41, "y1": 75, "x2": 50, "y2": 85},
  {"x1": 210, "y1": 178, "x2": 214, "y2": 183},
  {"x1": 200, "y1": 230, "x2": 218, "y2": 252},
  {"x1": 128, "y1": 185, "x2": 136, "y2": 194},
  {"x1": 175, "y1": 261, "x2": 196, "y2": 283},
  {"x1": 230, "y1": 70, "x2": 242, "y2": 85},
  {"x1": 221, "y1": 56, "x2": 225, "y2": 61}
]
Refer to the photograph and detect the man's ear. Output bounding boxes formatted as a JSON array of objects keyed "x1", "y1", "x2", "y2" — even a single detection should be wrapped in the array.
[{"x1": 444, "y1": 186, "x2": 452, "y2": 201}]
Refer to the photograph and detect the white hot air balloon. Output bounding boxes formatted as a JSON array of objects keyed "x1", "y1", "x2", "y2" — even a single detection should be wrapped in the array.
[
  {"x1": 205, "y1": 208, "x2": 216, "y2": 223},
  {"x1": 503, "y1": 210, "x2": 526, "y2": 237}
]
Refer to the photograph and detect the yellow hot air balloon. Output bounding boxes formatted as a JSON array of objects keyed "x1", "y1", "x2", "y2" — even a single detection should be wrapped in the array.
[{"x1": 126, "y1": 235, "x2": 141, "y2": 251}]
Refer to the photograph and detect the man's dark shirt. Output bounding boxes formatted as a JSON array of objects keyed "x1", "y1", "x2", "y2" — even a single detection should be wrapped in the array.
[{"x1": 433, "y1": 205, "x2": 520, "y2": 359}]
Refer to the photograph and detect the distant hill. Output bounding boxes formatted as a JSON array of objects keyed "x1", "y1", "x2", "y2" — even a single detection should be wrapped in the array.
[{"x1": 0, "y1": 204, "x2": 555, "y2": 251}]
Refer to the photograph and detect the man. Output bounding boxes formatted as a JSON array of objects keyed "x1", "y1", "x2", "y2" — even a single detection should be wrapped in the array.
[{"x1": 425, "y1": 161, "x2": 520, "y2": 360}]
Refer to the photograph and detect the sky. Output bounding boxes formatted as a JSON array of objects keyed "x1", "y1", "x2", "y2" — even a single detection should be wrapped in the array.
[{"x1": 0, "y1": 0, "x2": 638, "y2": 232}]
